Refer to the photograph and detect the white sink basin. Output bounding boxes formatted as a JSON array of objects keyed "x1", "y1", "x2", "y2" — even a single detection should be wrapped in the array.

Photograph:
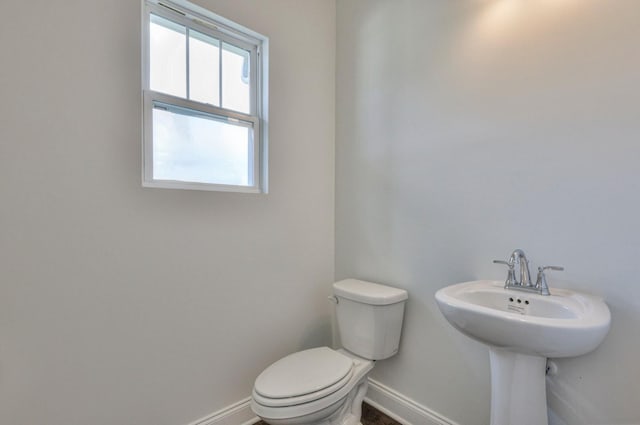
[
  {"x1": 435, "y1": 280, "x2": 611, "y2": 358},
  {"x1": 436, "y1": 279, "x2": 611, "y2": 425}
]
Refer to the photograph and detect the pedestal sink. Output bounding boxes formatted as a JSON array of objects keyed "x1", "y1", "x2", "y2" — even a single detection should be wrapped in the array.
[{"x1": 435, "y1": 280, "x2": 610, "y2": 425}]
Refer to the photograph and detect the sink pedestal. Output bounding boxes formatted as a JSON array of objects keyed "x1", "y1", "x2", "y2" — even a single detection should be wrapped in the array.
[{"x1": 489, "y1": 349, "x2": 548, "y2": 425}]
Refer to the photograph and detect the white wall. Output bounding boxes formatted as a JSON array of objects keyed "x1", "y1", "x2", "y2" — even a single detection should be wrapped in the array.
[
  {"x1": 0, "y1": 1, "x2": 335, "y2": 424},
  {"x1": 336, "y1": 1, "x2": 640, "y2": 424}
]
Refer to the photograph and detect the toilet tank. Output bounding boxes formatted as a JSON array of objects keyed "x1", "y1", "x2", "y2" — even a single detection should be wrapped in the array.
[{"x1": 333, "y1": 279, "x2": 408, "y2": 360}]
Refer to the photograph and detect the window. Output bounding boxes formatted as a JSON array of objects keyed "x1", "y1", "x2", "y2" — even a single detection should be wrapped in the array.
[{"x1": 142, "y1": 0, "x2": 268, "y2": 192}]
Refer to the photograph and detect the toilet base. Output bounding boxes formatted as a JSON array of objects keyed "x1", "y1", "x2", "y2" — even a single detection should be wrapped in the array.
[{"x1": 327, "y1": 378, "x2": 368, "y2": 425}]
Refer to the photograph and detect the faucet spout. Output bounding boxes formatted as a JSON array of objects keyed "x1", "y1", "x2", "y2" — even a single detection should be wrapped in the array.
[{"x1": 509, "y1": 249, "x2": 532, "y2": 287}]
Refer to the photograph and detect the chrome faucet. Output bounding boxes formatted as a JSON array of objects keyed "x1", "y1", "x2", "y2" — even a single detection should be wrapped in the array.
[{"x1": 493, "y1": 249, "x2": 563, "y2": 296}]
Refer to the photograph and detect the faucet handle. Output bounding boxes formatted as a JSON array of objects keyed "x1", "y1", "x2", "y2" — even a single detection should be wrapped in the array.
[
  {"x1": 540, "y1": 266, "x2": 564, "y2": 272},
  {"x1": 535, "y1": 266, "x2": 564, "y2": 296},
  {"x1": 494, "y1": 260, "x2": 517, "y2": 287}
]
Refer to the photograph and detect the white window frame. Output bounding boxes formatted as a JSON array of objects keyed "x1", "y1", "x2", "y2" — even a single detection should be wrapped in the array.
[{"x1": 141, "y1": 0, "x2": 269, "y2": 193}]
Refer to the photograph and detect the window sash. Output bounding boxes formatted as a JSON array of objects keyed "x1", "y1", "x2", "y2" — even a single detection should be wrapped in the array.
[
  {"x1": 145, "y1": 2, "x2": 259, "y2": 116},
  {"x1": 143, "y1": 90, "x2": 261, "y2": 192}
]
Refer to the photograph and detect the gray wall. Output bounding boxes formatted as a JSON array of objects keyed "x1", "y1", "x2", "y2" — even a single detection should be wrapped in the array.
[
  {"x1": 0, "y1": 1, "x2": 335, "y2": 424},
  {"x1": 336, "y1": 1, "x2": 640, "y2": 424}
]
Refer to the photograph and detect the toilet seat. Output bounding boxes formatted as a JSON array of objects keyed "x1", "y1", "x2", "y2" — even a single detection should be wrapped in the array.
[
  {"x1": 253, "y1": 347, "x2": 354, "y2": 407},
  {"x1": 251, "y1": 349, "x2": 374, "y2": 422}
]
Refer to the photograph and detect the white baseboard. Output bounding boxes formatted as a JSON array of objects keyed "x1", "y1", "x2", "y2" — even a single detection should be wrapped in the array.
[
  {"x1": 184, "y1": 397, "x2": 260, "y2": 425},
  {"x1": 184, "y1": 379, "x2": 458, "y2": 425},
  {"x1": 365, "y1": 378, "x2": 460, "y2": 425}
]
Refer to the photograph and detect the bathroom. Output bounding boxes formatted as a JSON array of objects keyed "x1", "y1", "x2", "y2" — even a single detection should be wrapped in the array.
[{"x1": 0, "y1": 0, "x2": 638, "y2": 424}]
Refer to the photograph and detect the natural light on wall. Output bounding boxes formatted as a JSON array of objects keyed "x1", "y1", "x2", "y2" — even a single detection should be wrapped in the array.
[
  {"x1": 451, "y1": 0, "x2": 584, "y2": 80},
  {"x1": 471, "y1": 0, "x2": 579, "y2": 40}
]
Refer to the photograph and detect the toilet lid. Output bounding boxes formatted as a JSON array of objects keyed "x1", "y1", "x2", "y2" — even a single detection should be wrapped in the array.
[{"x1": 254, "y1": 347, "x2": 354, "y2": 399}]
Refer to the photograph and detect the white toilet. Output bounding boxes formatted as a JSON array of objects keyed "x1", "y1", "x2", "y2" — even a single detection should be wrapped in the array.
[{"x1": 251, "y1": 279, "x2": 408, "y2": 425}]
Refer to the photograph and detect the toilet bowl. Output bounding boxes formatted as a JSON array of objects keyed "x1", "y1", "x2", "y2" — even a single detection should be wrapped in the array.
[
  {"x1": 251, "y1": 347, "x2": 373, "y2": 425},
  {"x1": 251, "y1": 279, "x2": 408, "y2": 425}
]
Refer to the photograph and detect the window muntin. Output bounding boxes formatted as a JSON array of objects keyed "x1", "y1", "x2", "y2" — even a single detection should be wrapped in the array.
[{"x1": 143, "y1": 0, "x2": 266, "y2": 192}]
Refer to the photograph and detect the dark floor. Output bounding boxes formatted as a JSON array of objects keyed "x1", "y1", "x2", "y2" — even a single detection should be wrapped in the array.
[
  {"x1": 255, "y1": 402, "x2": 402, "y2": 425},
  {"x1": 361, "y1": 402, "x2": 402, "y2": 425}
]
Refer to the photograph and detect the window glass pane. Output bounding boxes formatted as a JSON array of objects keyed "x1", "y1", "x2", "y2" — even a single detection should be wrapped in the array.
[
  {"x1": 150, "y1": 14, "x2": 186, "y2": 98},
  {"x1": 222, "y1": 42, "x2": 251, "y2": 114},
  {"x1": 153, "y1": 106, "x2": 252, "y2": 186},
  {"x1": 189, "y1": 31, "x2": 220, "y2": 106}
]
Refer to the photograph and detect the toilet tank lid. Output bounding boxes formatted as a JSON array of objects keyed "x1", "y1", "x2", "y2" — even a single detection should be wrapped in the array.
[{"x1": 333, "y1": 279, "x2": 408, "y2": 305}]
